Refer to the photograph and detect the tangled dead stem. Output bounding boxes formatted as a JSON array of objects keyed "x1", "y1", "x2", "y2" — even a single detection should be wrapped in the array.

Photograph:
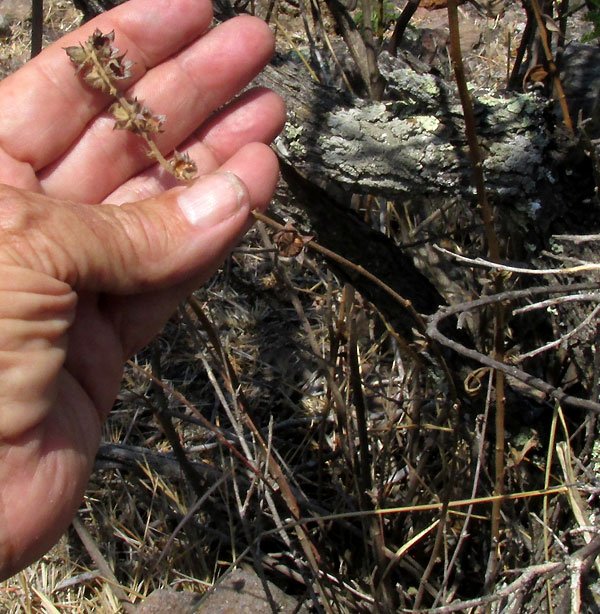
[{"x1": 1, "y1": 0, "x2": 600, "y2": 612}]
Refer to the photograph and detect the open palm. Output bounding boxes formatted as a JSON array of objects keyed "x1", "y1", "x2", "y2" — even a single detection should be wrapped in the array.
[{"x1": 0, "y1": 0, "x2": 285, "y2": 580}]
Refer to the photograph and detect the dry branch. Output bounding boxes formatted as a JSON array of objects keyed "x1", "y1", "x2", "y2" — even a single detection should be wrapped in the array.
[
  {"x1": 257, "y1": 50, "x2": 574, "y2": 213},
  {"x1": 426, "y1": 283, "x2": 600, "y2": 414},
  {"x1": 421, "y1": 535, "x2": 600, "y2": 613}
]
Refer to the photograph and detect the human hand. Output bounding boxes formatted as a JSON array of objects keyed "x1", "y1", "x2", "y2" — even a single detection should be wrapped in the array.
[{"x1": 0, "y1": 0, "x2": 285, "y2": 580}]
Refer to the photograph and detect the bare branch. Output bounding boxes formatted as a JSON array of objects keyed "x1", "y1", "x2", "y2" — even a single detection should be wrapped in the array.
[{"x1": 426, "y1": 284, "x2": 600, "y2": 414}]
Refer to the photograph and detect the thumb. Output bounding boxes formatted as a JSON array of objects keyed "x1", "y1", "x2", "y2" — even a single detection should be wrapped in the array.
[{"x1": 0, "y1": 171, "x2": 251, "y2": 293}]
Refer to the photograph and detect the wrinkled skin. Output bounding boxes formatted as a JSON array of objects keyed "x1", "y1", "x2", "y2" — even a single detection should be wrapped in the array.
[{"x1": 0, "y1": 0, "x2": 285, "y2": 580}]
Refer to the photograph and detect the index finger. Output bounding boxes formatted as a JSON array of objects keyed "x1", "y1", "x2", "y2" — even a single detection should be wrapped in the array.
[{"x1": 0, "y1": 0, "x2": 213, "y2": 172}]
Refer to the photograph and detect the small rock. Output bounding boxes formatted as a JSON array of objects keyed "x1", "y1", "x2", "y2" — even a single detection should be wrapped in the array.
[
  {"x1": 196, "y1": 567, "x2": 307, "y2": 614},
  {"x1": 135, "y1": 568, "x2": 307, "y2": 614},
  {"x1": 135, "y1": 589, "x2": 203, "y2": 613},
  {"x1": 0, "y1": 0, "x2": 30, "y2": 37},
  {"x1": 0, "y1": 0, "x2": 31, "y2": 21}
]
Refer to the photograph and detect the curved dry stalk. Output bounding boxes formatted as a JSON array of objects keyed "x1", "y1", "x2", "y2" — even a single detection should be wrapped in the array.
[
  {"x1": 446, "y1": 0, "x2": 507, "y2": 578},
  {"x1": 512, "y1": 293, "x2": 600, "y2": 314},
  {"x1": 252, "y1": 210, "x2": 460, "y2": 402},
  {"x1": 426, "y1": 284, "x2": 600, "y2": 414},
  {"x1": 435, "y1": 245, "x2": 600, "y2": 276},
  {"x1": 514, "y1": 303, "x2": 600, "y2": 362}
]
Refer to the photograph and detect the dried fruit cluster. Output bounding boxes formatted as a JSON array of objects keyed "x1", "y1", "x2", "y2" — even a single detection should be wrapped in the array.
[{"x1": 66, "y1": 29, "x2": 197, "y2": 182}]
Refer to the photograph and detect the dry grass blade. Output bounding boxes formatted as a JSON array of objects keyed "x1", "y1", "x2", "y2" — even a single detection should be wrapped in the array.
[
  {"x1": 555, "y1": 406, "x2": 600, "y2": 577},
  {"x1": 71, "y1": 517, "x2": 136, "y2": 614}
]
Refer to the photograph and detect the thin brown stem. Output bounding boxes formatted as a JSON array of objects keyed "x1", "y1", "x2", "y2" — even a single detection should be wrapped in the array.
[
  {"x1": 252, "y1": 210, "x2": 459, "y2": 403},
  {"x1": 446, "y1": 0, "x2": 499, "y2": 263},
  {"x1": 426, "y1": 284, "x2": 600, "y2": 414},
  {"x1": 447, "y1": 0, "x2": 507, "y2": 581},
  {"x1": 529, "y1": 0, "x2": 574, "y2": 134}
]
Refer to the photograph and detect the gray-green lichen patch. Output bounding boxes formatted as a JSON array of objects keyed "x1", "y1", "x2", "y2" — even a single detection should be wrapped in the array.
[
  {"x1": 484, "y1": 136, "x2": 542, "y2": 191},
  {"x1": 285, "y1": 124, "x2": 304, "y2": 140},
  {"x1": 378, "y1": 51, "x2": 454, "y2": 114},
  {"x1": 411, "y1": 115, "x2": 442, "y2": 133},
  {"x1": 277, "y1": 123, "x2": 307, "y2": 157},
  {"x1": 476, "y1": 92, "x2": 546, "y2": 134}
]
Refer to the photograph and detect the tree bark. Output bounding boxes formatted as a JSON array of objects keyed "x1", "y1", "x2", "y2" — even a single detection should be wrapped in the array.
[{"x1": 257, "y1": 50, "x2": 587, "y2": 222}]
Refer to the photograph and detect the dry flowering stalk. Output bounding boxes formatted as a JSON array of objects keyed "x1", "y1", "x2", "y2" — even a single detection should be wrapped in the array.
[{"x1": 65, "y1": 29, "x2": 197, "y2": 182}]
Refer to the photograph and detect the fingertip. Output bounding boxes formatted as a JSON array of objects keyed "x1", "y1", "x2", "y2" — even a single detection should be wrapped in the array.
[
  {"x1": 231, "y1": 14, "x2": 276, "y2": 54},
  {"x1": 219, "y1": 143, "x2": 280, "y2": 211},
  {"x1": 176, "y1": 171, "x2": 249, "y2": 228},
  {"x1": 257, "y1": 88, "x2": 287, "y2": 138},
  {"x1": 198, "y1": 87, "x2": 287, "y2": 160}
]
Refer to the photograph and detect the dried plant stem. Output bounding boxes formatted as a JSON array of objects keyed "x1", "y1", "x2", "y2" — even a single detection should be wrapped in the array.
[
  {"x1": 72, "y1": 517, "x2": 136, "y2": 614},
  {"x1": 125, "y1": 108, "x2": 171, "y2": 169},
  {"x1": 413, "y1": 500, "x2": 449, "y2": 609},
  {"x1": 413, "y1": 536, "x2": 600, "y2": 613},
  {"x1": 556, "y1": 407, "x2": 600, "y2": 575},
  {"x1": 280, "y1": 485, "x2": 570, "y2": 527},
  {"x1": 126, "y1": 360, "x2": 265, "y2": 478},
  {"x1": 272, "y1": 17, "x2": 321, "y2": 83},
  {"x1": 67, "y1": 30, "x2": 197, "y2": 181},
  {"x1": 380, "y1": 519, "x2": 440, "y2": 584},
  {"x1": 447, "y1": 0, "x2": 506, "y2": 583},
  {"x1": 446, "y1": 0, "x2": 499, "y2": 264},
  {"x1": 185, "y1": 297, "x2": 337, "y2": 614},
  {"x1": 254, "y1": 211, "x2": 425, "y2": 328},
  {"x1": 148, "y1": 342, "x2": 207, "y2": 498},
  {"x1": 514, "y1": 303, "x2": 600, "y2": 362},
  {"x1": 389, "y1": 0, "x2": 420, "y2": 56},
  {"x1": 436, "y1": 245, "x2": 600, "y2": 275},
  {"x1": 322, "y1": 0, "x2": 382, "y2": 97},
  {"x1": 359, "y1": 0, "x2": 384, "y2": 99},
  {"x1": 86, "y1": 51, "x2": 173, "y2": 172},
  {"x1": 427, "y1": 288, "x2": 600, "y2": 414},
  {"x1": 508, "y1": 4, "x2": 534, "y2": 89},
  {"x1": 154, "y1": 470, "x2": 233, "y2": 571},
  {"x1": 31, "y1": 0, "x2": 43, "y2": 58},
  {"x1": 253, "y1": 226, "x2": 358, "y2": 544},
  {"x1": 543, "y1": 405, "x2": 559, "y2": 613},
  {"x1": 347, "y1": 299, "x2": 371, "y2": 499},
  {"x1": 431, "y1": 371, "x2": 494, "y2": 608},
  {"x1": 347, "y1": 308, "x2": 394, "y2": 606},
  {"x1": 487, "y1": 303, "x2": 506, "y2": 589},
  {"x1": 414, "y1": 413, "x2": 459, "y2": 609},
  {"x1": 529, "y1": 0, "x2": 574, "y2": 135}
]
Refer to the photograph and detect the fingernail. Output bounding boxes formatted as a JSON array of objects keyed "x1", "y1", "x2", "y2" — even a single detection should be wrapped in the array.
[{"x1": 177, "y1": 171, "x2": 248, "y2": 228}]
